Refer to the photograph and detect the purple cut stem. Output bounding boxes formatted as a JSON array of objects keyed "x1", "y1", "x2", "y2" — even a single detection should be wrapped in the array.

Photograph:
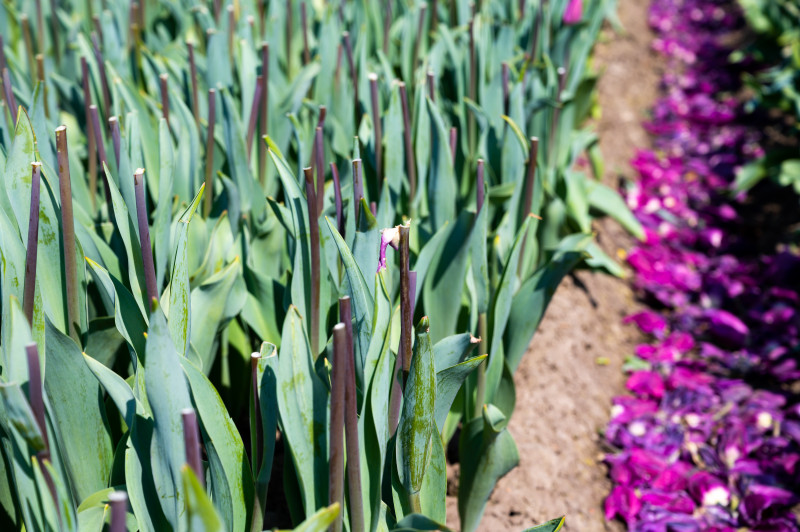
[
  {"x1": 90, "y1": 105, "x2": 113, "y2": 209},
  {"x1": 227, "y1": 6, "x2": 235, "y2": 64},
  {"x1": 522, "y1": 137, "x2": 539, "y2": 219},
  {"x1": 449, "y1": 127, "x2": 457, "y2": 165},
  {"x1": 92, "y1": 15, "x2": 103, "y2": 47},
  {"x1": 187, "y1": 41, "x2": 200, "y2": 126},
  {"x1": 370, "y1": 201, "x2": 376, "y2": 216},
  {"x1": 501, "y1": 61, "x2": 509, "y2": 116},
  {"x1": 398, "y1": 82, "x2": 416, "y2": 202},
  {"x1": 369, "y1": 74, "x2": 382, "y2": 190},
  {"x1": 134, "y1": 169, "x2": 158, "y2": 305},
  {"x1": 25, "y1": 343, "x2": 48, "y2": 452},
  {"x1": 34, "y1": 0, "x2": 45, "y2": 55},
  {"x1": 304, "y1": 168, "x2": 321, "y2": 358},
  {"x1": 301, "y1": 2, "x2": 310, "y2": 65},
  {"x1": 411, "y1": 3, "x2": 427, "y2": 76},
  {"x1": 342, "y1": 32, "x2": 358, "y2": 121},
  {"x1": 246, "y1": 75, "x2": 264, "y2": 160},
  {"x1": 108, "y1": 116, "x2": 121, "y2": 172},
  {"x1": 159, "y1": 73, "x2": 170, "y2": 129},
  {"x1": 331, "y1": 162, "x2": 344, "y2": 238},
  {"x1": 250, "y1": 353, "x2": 262, "y2": 476},
  {"x1": 36, "y1": 54, "x2": 48, "y2": 119},
  {"x1": 49, "y1": 0, "x2": 60, "y2": 64},
  {"x1": 315, "y1": 126, "x2": 325, "y2": 215},
  {"x1": 213, "y1": 0, "x2": 222, "y2": 21},
  {"x1": 476, "y1": 158, "x2": 485, "y2": 213},
  {"x1": 3, "y1": 67, "x2": 18, "y2": 123},
  {"x1": 20, "y1": 16, "x2": 35, "y2": 84},
  {"x1": 352, "y1": 158, "x2": 363, "y2": 225},
  {"x1": 399, "y1": 225, "x2": 412, "y2": 374},
  {"x1": 468, "y1": 9, "x2": 476, "y2": 150},
  {"x1": 181, "y1": 409, "x2": 204, "y2": 487},
  {"x1": 23, "y1": 163, "x2": 42, "y2": 325},
  {"x1": 339, "y1": 297, "x2": 365, "y2": 532},
  {"x1": 286, "y1": 0, "x2": 293, "y2": 74},
  {"x1": 383, "y1": 0, "x2": 392, "y2": 53},
  {"x1": 81, "y1": 57, "x2": 98, "y2": 210},
  {"x1": 329, "y1": 323, "x2": 346, "y2": 532},
  {"x1": 427, "y1": 71, "x2": 435, "y2": 101},
  {"x1": 204, "y1": 89, "x2": 217, "y2": 218},
  {"x1": 334, "y1": 43, "x2": 342, "y2": 85},
  {"x1": 92, "y1": 33, "x2": 111, "y2": 115},
  {"x1": 56, "y1": 126, "x2": 81, "y2": 343},
  {"x1": 108, "y1": 492, "x2": 128, "y2": 532},
  {"x1": 259, "y1": 43, "x2": 269, "y2": 186}
]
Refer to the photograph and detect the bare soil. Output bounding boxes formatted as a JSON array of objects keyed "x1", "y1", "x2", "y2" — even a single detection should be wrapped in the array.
[{"x1": 445, "y1": 1, "x2": 662, "y2": 530}]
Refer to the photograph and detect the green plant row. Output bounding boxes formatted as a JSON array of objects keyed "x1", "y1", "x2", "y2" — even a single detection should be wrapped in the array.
[{"x1": 0, "y1": 0, "x2": 636, "y2": 531}]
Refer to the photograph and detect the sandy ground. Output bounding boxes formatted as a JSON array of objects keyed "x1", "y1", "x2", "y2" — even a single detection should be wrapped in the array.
[{"x1": 444, "y1": 1, "x2": 662, "y2": 530}]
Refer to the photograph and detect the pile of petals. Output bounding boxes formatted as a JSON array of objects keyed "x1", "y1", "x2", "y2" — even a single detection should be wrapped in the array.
[{"x1": 604, "y1": 0, "x2": 800, "y2": 530}]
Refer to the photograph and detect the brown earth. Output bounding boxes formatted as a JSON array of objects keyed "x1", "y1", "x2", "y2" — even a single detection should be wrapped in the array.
[{"x1": 444, "y1": 0, "x2": 663, "y2": 530}]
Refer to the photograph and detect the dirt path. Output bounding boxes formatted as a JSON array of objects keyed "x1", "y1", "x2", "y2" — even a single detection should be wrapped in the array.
[{"x1": 445, "y1": 1, "x2": 661, "y2": 530}]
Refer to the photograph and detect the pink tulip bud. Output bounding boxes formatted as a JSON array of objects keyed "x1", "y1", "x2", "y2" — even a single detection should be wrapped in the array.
[{"x1": 563, "y1": 0, "x2": 583, "y2": 25}]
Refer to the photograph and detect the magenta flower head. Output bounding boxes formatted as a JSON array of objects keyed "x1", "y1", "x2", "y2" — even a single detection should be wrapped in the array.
[
  {"x1": 563, "y1": 0, "x2": 583, "y2": 25},
  {"x1": 378, "y1": 221, "x2": 410, "y2": 272}
]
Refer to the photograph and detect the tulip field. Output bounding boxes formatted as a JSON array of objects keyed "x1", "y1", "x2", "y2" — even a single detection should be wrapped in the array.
[{"x1": 0, "y1": 0, "x2": 798, "y2": 530}]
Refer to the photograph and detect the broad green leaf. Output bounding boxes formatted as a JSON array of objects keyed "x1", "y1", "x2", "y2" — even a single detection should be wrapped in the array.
[
  {"x1": 434, "y1": 355, "x2": 486, "y2": 431},
  {"x1": 168, "y1": 184, "x2": 205, "y2": 356},
  {"x1": 44, "y1": 321, "x2": 113, "y2": 503},
  {"x1": 425, "y1": 98, "x2": 457, "y2": 230},
  {"x1": 82, "y1": 353, "x2": 137, "y2": 429},
  {"x1": 396, "y1": 317, "x2": 436, "y2": 497},
  {"x1": 273, "y1": 307, "x2": 329, "y2": 516},
  {"x1": 394, "y1": 513, "x2": 452, "y2": 531},
  {"x1": 276, "y1": 503, "x2": 339, "y2": 532},
  {"x1": 457, "y1": 405, "x2": 519, "y2": 532},
  {"x1": 586, "y1": 181, "x2": 644, "y2": 240},
  {"x1": 524, "y1": 517, "x2": 566, "y2": 532},
  {"x1": 144, "y1": 308, "x2": 193, "y2": 529}
]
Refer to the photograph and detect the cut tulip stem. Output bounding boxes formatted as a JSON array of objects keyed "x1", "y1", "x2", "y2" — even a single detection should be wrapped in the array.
[
  {"x1": 352, "y1": 158, "x2": 364, "y2": 225},
  {"x1": 398, "y1": 82, "x2": 416, "y2": 202},
  {"x1": 249, "y1": 352, "x2": 262, "y2": 478},
  {"x1": 331, "y1": 162, "x2": 344, "y2": 238},
  {"x1": 108, "y1": 116, "x2": 121, "y2": 173},
  {"x1": 181, "y1": 409, "x2": 204, "y2": 488},
  {"x1": 134, "y1": 169, "x2": 158, "y2": 305},
  {"x1": 339, "y1": 296, "x2": 364, "y2": 532},
  {"x1": 518, "y1": 136, "x2": 539, "y2": 273},
  {"x1": 502, "y1": 61, "x2": 510, "y2": 116},
  {"x1": 468, "y1": 7, "x2": 476, "y2": 153},
  {"x1": 246, "y1": 76, "x2": 264, "y2": 160},
  {"x1": 301, "y1": 2, "x2": 310, "y2": 65},
  {"x1": 56, "y1": 126, "x2": 81, "y2": 344},
  {"x1": 259, "y1": 43, "x2": 269, "y2": 186},
  {"x1": 90, "y1": 105, "x2": 113, "y2": 210},
  {"x1": 108, "y1": 492, "x2": 128, "y2": 532},
  {"x1": 411, "y1": 3, "x2": 427, "y2": 77},
  {"x1": 92, "y1": 33, "x2": 112, "y2": 114},
  {"x1": 400, "y1": 224, "x2": 412, "y2": 375},
  {"x1": 35, "y1": 54, "x2": 48, "y2": 119},
  {"x1": 159, "y1": 73, "x2": 170, "y2": 129},
  {"x1": 329, "y1": 323, "x2": 346, "y2": 532},
  {"x1": 304, "y1": 167, "x2": 321, "y2": 359},
  {"x1": 427, "y1": 71, "x2": 435, "y2": 101},
  {"x1": 20, "y1": 16, "x2": 35, "y2": 86},
  {"x1": 187, "y1": 41, "x2": 200, "y2": 126},
  {"x1": 383, "y1": 0, "x2": 392, "y2": 53},
  {"x1": 3, "y1": 67, "x2": 18, "y2": 124},
  {"x1": 25, "y1": 343, "x2": 47, "y2": 452},
  {"x1": 23, "y1": 163, "x2": 42, "y2": 325},
  {"x1": 342, "y1": 31, "x2": 358, "y2": 122},
  {"x1": 449, "y1": 127, "x2": 457, "y2": 166},
  {"x1": 368, "y1": 74, "x2": 382, "y2": 191},
  {"x1": 81, "y1": 57, "x2": 98, "y2": 210},
  {"x1": 204, "y1": 89, "x2": 217, "y2": 218},
  {"x1": 315, "y1": 123, "x2": 325, "y2": 215}
]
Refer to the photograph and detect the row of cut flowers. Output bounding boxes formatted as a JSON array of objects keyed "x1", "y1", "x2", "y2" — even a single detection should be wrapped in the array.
[{"x1": 604, "y1": 0, "x2": 800, "y2": 530}]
